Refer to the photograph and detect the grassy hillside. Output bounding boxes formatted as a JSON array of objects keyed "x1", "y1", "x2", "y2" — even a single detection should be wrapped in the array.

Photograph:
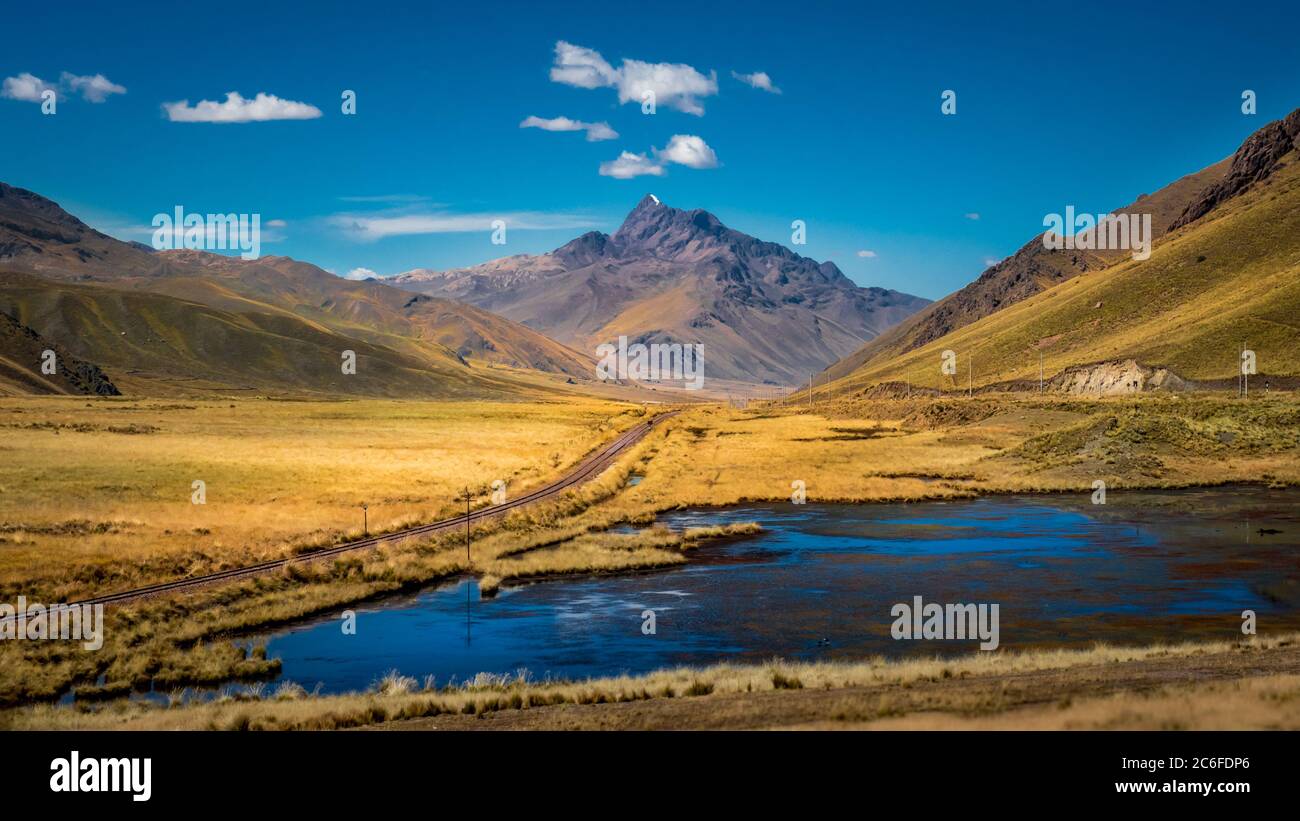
[
  {"x1": 132, "y1": 254, "x2": 595, "y2": 377},
  {"x1": 0, "y1": 272, "x2": 553, "y2": 398},
  {"x1": 0, "y1": 311, "x2": 119, "y2": 396},
  {"x1": 823, "y1": 158, "x2": 1232, "y2": 383},
  {"x1": 0, "y1": 183, "x2": 597, "y2": 396},
  {"x1": 824, "y1": 152, "x2": 1300, "y2": 396}
]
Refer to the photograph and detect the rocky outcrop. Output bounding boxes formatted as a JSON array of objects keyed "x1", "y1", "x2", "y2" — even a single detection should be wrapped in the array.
[
  {"x1": 1049, "y1": 360, "x2": 1189, "y2": 396},
  {"x1": 0, "y1": 311, "x2": 119, "y2": 395},
  {"x1": 1169, "y1": 108, "x2": 1300, "y2": 230}
]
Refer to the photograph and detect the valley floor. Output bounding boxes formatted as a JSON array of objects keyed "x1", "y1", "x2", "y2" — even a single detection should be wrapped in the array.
[{"x1": 1, "y1": 390, "x2": 1297, "y2": 727}]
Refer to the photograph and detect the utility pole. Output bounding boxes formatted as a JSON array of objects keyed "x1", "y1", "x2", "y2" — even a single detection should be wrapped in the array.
[
  {"x1": 455, "y1": 487, "x2": 473, "y2": 564},
  {"x1": 968, "y1": 351, "x2": 973, "y2": 399},
  {"x1": 808, "y1": 373, "x2": 813, "y2": 410},
  {"x1": 1039, "y1": 350, "x2": 1043, "y2": 394},
  {"x1": 362, "y1": 502, "x2": 368, "y2": 536},
  {"x1": 1244, "y1": 341, "x2": 1249, "y2": 398}
]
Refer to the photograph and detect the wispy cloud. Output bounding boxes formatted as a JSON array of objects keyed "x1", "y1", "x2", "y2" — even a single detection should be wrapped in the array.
[
  {"x1": 965, "y1": 212, "x2": 981, "y2": 220},
  {"x1": 163, "y1": 92, "x2": 322, "y2": 123},
  {"x1": 83, "y1": 210, "x2": 286, "y2": 246},
  {"x1": 731, "y1": 70, "x2": 781, "y2": 94},
  {"x1": 2, "y1": 71, "x2": 125, "y2": 103},
  {"x1": 520, "y1": 115, "x2": 618, "y2": 141},
  {"x1": 343, "y1": 267, "x2": 378, "y2": 280},
  {"x1": 599, "y1": 134, "x2": 719, "y2": 178},
  {"x1": 857, "y1": 250, "x2": 878, "y2": 258},
  {"x1": 550, "y1": 41, "x2": 718, "y2": 116},
  {"x1": 337, "y1": 194, "x2": 432, "y2": 204},
  {"x1": 61, "y1": 72, "x2": 126, "y2": 102},
  {"x1": 329, "y1": 208, "x2": 598, "y2": 241},
  {"x1": 598, "y1": 151, "x2": 665, "y2": 179}
]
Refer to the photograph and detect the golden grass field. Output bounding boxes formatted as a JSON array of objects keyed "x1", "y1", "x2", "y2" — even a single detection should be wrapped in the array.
[
  {"x1": 0, "y1": 395, "x2": 650, "y2": 603},
  {"x1": 0, "y1": 389, "x2": 1297, "y2": 726},
  {"x1": 8, "y1": 629, "x2": 1298, "y2": 731}
]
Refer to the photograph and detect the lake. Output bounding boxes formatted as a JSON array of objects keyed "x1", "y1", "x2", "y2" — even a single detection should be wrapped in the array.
[{"x1": 253, "y1": 485, "x2": 1300, "y2": 693}]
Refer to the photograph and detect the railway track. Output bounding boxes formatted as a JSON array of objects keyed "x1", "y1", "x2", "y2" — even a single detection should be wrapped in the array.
[{"x1": 41, "y1": 409, "x2": 679, "y2": 611}]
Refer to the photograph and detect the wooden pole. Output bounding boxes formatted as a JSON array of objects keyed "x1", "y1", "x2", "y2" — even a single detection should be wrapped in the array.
[{"x1": 462, "y1": 487, "x2": 471, "y2": 563}]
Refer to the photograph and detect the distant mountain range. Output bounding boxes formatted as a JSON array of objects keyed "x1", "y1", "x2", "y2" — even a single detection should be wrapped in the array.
[
  {"x1": 0, "y1": 183, "x2": 594, "y2": 397},
  {"x1": 11, "y1": 101, "x2": 1289, "y2": 404},
  {"x1": 392, "y1": 195, "x2": 929, "y2": 384}
]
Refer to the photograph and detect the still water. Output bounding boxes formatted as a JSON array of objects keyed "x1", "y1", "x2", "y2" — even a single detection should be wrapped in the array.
[{"x1": 253, "y1": 486, "x2": 1300, "y2": 693}]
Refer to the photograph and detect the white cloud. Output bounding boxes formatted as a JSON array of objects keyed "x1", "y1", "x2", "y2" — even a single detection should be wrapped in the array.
[
  {"x1": 983, "y1": 257, "x2": 1002, "y2": 267},
  {"x1": 731, "y1": 70, "x2": 781, "y2": 94},
  {"x1": 61, "y1": 72, "x2": 126, "y2": 102},
  {"x1": 654, "y1": 134, "x2": 718, "y2": 169},
  {"x1": 520, "y1": 115, "x2": 618, "y2": 141},
  {"x1": 549, "y1": 41, "x2": 619, "y2": 89},
  {"x1": 599, "y1": 151, "x2": 665, "y2": 179},
  {"x1": 600, "y1": 135, "x2": 719, "y2": 179},
  {"x1": 857, "y1": 250, "x2": 878, "y2": 258},
  {"x1": 965, "y1": 212, "x2": 981, "y2": 220},
  {"x1": 265, "y1": 219, "x2": 287, "y2": 228},
  {"x1": 550, "y1": 41, "x2": 718, "y2": 116},
  {"x1": 3, "y1": 71, "x2": 127, "y2": 104},
  {"x1": 163, "y1": 91, "x2": 322, "y2": 123},
  {"x1": 1, "y1": 72, "x2": 57, "y2": 102},
  {"x1": 343, "y1": 267, "x2": 378, "y2": 280},
  {"x1": 331, "y1": 209, "x2": 598, "y2": 241}
]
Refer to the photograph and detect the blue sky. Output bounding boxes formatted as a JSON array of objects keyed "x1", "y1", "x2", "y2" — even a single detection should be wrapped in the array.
[{"x1": 2, "y1": 0, "x2": 1298, "y2": 300}]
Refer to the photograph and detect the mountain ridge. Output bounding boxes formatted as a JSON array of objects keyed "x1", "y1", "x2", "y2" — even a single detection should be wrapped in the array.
[
  {"x1": 392, "y1": 195, "x2": 929, "y2": 384},
  {"x1": 822, "y1": 155, "x2": 1234, "y2": 383},
  {"x1": 823, "y1": 107, "x2": 1300, "y2": 396}
]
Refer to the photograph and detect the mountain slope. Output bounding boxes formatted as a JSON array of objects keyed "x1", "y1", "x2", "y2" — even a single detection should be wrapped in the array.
[
  {"x1": 0, "y1": 272, "x2": 528, "y2": 397},
  {"x1": 823, "y1": 157, "x2": 1233, "y2": 383},
  {"x1": 824, "y1": 112, "x2": 1300, "y2": 397},
  {"x1": 0, "y1": 182, "x2": 596, "y2": 395},
  {"x1": 126, "y1": 252, "x2": 594, "y2": 376},
  {"x1": 392, "y1": 195, "x2": 929, "y2": 385},
  {"x1": 0, "y1": 309, "x2": 119, "y2": 396}
]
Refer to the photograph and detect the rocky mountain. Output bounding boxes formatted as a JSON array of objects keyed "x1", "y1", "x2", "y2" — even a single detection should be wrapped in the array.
[
  {"x1": 823, "y1": 155, "x2": 1233, "y2": 383},
  {"x1": 392, "y1": 195, "x2": 929, "y2": 384},
  {"x1": 823, "y1": 107, "x2": 1300, "y2": 396},
  {"x1": 0, "y1": 182, "x2": 595, "y2": 396},
  {"x1": 1168, "y1": 108, "x2": 1300, "y2": 230}
]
